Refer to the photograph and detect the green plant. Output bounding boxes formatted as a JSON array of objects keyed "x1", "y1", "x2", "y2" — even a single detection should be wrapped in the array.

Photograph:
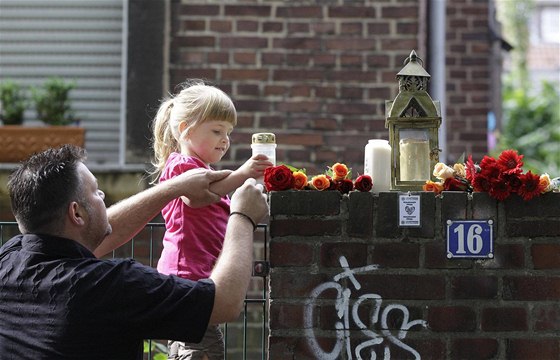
[
  {"x1": 31, "y1": 77, "x2": 77, "y2": 126},
  {"x1": 0, "y1": 80, "x2": 27, "y2": 125},
  {"x1": 499, "y1": 79, "x2": 560, "y2": 175},
  {"x1": 143, "y1": 340, "x2": 167, "y2": 360}
]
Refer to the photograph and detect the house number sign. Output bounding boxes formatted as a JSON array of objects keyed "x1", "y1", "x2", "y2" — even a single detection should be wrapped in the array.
[{"x1": 447, "y1": 220, "x2": 494, "y2": 259}]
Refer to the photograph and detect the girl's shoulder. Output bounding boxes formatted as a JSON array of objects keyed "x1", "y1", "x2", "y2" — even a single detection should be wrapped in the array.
[{"x1": 161, "y1": 153, "x2": 208, "y2": 180}]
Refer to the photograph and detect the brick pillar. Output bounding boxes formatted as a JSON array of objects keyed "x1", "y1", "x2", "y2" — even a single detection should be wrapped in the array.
[{"x1": 268, "y1": 191, "x2": 560, "y2": 359}]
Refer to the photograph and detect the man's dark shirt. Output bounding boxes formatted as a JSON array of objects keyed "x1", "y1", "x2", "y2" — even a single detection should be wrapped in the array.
[{"x1": 0, "y1": 234, "x2": 215, "y2": 359}]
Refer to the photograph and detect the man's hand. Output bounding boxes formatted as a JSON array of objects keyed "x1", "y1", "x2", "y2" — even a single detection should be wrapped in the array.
[
  {"x1": 230, "y1": 178, "x2": 268, "y2": 226},
  {"x1": 178, "y1": 168, "x2": 233, "y2": 208}
]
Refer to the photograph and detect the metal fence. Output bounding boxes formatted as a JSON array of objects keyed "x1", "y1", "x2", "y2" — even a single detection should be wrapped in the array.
[{"x1": 0, "y1": 221, "x2": 269, "y2": 360}]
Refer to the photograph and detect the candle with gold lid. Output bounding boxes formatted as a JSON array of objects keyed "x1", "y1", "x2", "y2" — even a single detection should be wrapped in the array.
[{"x1": 251, "y1": 133, "x2": 276, "y2": 166}]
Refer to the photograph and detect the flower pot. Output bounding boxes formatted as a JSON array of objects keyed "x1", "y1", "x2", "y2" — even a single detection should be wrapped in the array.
[{"x1": 0, "y1": 125, "x2": 85, "y2": 162}]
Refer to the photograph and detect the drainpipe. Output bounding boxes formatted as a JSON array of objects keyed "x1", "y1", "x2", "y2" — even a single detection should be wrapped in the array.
[{"x1": 429, "y1": 0, "x2": 447, "y2": 163}]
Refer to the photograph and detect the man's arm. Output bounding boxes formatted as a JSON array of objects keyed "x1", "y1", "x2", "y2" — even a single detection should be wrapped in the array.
[
  {"x1": 93, "y1": 169, "x2": 231, "y2": 257},
  {"x1": 208, "y1": 178, "x2": 268, "y2": 324}
]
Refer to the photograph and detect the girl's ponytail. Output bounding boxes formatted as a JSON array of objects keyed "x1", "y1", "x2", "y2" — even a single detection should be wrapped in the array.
[{"x1": 150, "y1": 98, "x2": 177, "y2": 183}]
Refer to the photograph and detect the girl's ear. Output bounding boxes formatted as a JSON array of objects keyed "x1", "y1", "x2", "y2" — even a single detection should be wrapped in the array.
[{"x1": 178, "y1": 122, "x2": 188, "y2": 135}]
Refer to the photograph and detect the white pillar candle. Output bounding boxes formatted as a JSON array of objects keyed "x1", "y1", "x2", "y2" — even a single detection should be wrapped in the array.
[
  {"x1": 399, "y1": 138, "x2": 430, "y2": 181},
  {"x1": 364, "y1": 139, "x2": 391, "y2": 193}
]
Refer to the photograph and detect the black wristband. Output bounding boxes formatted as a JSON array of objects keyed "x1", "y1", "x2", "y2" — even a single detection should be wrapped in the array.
[{"x1": 229, "y1": 211, "x2": 257, "y2": 231}]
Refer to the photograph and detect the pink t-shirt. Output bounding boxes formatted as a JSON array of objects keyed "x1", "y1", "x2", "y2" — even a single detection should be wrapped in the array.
[{"x1": 156, "y1": 153, "x2": 230, "y2": 281}]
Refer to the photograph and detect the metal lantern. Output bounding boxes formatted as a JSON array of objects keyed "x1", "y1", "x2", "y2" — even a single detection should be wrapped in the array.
[{"x1": 385, "y1": 50, "x2": 442, "y2": 191}]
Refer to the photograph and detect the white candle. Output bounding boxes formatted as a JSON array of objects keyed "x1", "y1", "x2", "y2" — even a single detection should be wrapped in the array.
[
  {"x1": 364, "y1": 139, "x2": 391, "y2": 192},
  {"x1": 399, "y1": 138, "x2": 430, "y2": 181}
]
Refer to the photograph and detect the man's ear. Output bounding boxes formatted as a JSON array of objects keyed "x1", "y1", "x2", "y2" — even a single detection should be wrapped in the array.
[{"x1": 68, "y1": 201, "x2": 85, "y2": 226}]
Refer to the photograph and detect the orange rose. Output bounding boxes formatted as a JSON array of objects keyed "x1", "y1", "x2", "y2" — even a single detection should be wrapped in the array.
[
  {"x1": 423, "y1": 180, "x2": 444, "y2": 195},
  {"x1": 310, "y1": 174, "x2": 331, "y2": 191},
  {"x1": 292, "y1": 171, "x2": 308, "y2": 190},
  {"x1": 331, "y1": 163, "x2": 349, "y2": 180}
]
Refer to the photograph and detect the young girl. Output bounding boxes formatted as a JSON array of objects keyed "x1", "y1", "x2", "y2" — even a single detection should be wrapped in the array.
[{"x1": 151, "y1": 80, "x2": 272, "y2": 360}]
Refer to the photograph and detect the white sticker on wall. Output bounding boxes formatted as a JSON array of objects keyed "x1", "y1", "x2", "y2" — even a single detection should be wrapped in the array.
[{"x1": 399, "y1": 194, "x2": 421, "y2": 227}]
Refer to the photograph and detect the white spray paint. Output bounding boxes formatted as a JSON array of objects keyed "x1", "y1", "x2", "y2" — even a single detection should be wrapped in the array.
[{"x1": 304, "y1": 256, "x2": 427, "y2": 359}]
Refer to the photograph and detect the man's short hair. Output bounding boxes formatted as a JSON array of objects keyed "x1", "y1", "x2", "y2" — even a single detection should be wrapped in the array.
[{"x1": 7, "y1": 145, "x2": 87, "y2": 233}]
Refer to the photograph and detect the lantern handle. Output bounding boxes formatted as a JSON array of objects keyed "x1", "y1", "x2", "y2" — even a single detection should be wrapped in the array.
[{"x1": 403, "y1": 50, "x2": 423, "y2": 67}]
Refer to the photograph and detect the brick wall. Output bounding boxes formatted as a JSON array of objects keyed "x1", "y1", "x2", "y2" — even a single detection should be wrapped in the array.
[
  {"x1": 268, "y1": 191, "x2": 560, "y2": 359},
  {"x1": 169, "y1": 0, "x2": 495, "y2": 176}
]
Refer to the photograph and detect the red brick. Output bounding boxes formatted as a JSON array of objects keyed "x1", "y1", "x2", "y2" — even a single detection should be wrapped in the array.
[
  {"x1": 179, "y1": 4, "x2": 219, "y2": 15},
  {"x1": 532, "y1": 244, "x2": 560, "y2": 269},
  {"x1": 451, "y1": 338, "x2": 499, "y2": 359},
  {"x1": 479, "y1": 244, "x2": 525, "y2": 269},
  {"x1": 237, "y1": 20, "x2": 258, "y2": 32},
  {"x1": 320, "y1": 243, "x2": 368, "y2": 268},
  {"x1": 340, "y1": 22, "x2": 362, "y2": 35},
  {"x1": 269, "y1": 272, "x2": 330, "y2": 299},
  {"x1": 270, "y1": 241, "x2": 314, "y2": 267},
  {"x1": 220, "y1": 37, "x2": 267, "y2": 49},
  {"x1": 451, "y1": 275, "x2": 498, "y2": 299},
  {"x1": 328, "y1": 6, "x2": 377, "y2": 18},
  {"x1": 172, "y1": 35, "x2": 215, "y2": 47},
  {"x1": 268, "y1": 303, "x2": 304, "y2": 329},
  {"x1": 428, "y1": 306, "x2": 477, "y2": 332},
  {"x1": 481, "y1": 307, "x2": 528, "y2": 331},
  {"x1": 506, "y1": 338, "x2": 560, "y2": 360},
  {"x1": 381, "y1": 5, "x2": 418, "y2": 18},
  {"x1": 233, "y1": 52, "x2": 256, "y2": 65},
  {"x1": 271, "y1": 219, "x2": 341, "y2": 237},
  {"x1": 503, "y1": 276, "x2": 560, "y2": 301},
  {"x1": 533, "y1": 304, "x2": 560, "y2": 331},
  {"x1": 371, "y1": 243, "x2": 420, "y2": 268},
  {"x1": 276, "y1": 6, "x2": 322, "y2": 18},
  {"x1": 358, "y1": 274, "x2": 445, "y2": 300},
  {"x1": 209, "y1": 20, "x2": 232, "y2": 32},
  {"x1": 224, "y1": 5, "x2": 271, "y2": 17}
]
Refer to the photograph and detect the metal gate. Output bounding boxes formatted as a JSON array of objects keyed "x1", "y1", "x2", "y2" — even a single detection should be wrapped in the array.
[{"x1": 0, "y1": 221, "x2": 269, "y2": 360}]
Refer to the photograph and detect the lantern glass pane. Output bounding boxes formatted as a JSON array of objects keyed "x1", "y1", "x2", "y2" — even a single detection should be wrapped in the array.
[{"x1": 399, "y1": 129, "x2": 430, "y2": 181}]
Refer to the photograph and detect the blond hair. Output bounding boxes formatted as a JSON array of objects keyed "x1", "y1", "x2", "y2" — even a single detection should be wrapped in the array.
[{"x1": 150, "y1": 80, "x2": 237, "y2": 183}]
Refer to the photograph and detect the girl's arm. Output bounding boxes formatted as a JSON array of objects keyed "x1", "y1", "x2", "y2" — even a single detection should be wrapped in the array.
[
  {"x1": 182, "y1": 154, "x2": 272, "y2": 208},
  {"x1": 94, "y1": 169, "x2": 231, "y2": 257}
]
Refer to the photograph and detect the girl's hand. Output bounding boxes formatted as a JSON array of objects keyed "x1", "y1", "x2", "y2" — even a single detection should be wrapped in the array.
[{"x1": 237, "y1": 154, "x2": 273, "y2": 179}]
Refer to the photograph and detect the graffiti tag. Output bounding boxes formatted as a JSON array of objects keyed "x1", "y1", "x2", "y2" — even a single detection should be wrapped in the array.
[{"x1": 304, "y1": 256, "x2": 427, "y2": 359}]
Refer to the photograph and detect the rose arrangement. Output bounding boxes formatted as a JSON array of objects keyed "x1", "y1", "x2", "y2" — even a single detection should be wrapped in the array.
[
  {"x1": 423, "y1": 149, "x2": 559, "y2": 201},
  {"x1": 264, "y1": 162, "x2": 373, "y2": 193}
]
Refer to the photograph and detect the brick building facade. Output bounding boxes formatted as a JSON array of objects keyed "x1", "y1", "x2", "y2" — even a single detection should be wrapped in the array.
[
  {"x1": 0, "y1": 0, "x2": 503, "y2": 219},
  {"x1": 166, "y1": 0, "x2": 500, "y2": 175}
]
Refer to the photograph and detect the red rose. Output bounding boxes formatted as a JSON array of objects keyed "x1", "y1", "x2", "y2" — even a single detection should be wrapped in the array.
[
  {"x1": 325, "y1": 176, "x2": 338, "y2": 190},
  {"x1": 264, "y1": 165, "x2": 295, "y2": 191},
  {"x1": 335, "y1": 179, "x2": 354, "y2": 194},
  {"x1": 354, "y1": 174, "x2": 373, "y2": 192},
  {"x1": 443, "y1": 176, "x2": 470, "y2": 191}
]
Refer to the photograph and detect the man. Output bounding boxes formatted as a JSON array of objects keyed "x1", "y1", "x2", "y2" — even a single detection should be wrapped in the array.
[{"x1": 0, "y1": 145, "x2": 268, "y2": 359}]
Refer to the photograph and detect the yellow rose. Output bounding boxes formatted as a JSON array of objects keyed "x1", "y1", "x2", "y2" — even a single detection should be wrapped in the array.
[{"x1": 453, "y1": 163, "x2": 466, "y2": 178}]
